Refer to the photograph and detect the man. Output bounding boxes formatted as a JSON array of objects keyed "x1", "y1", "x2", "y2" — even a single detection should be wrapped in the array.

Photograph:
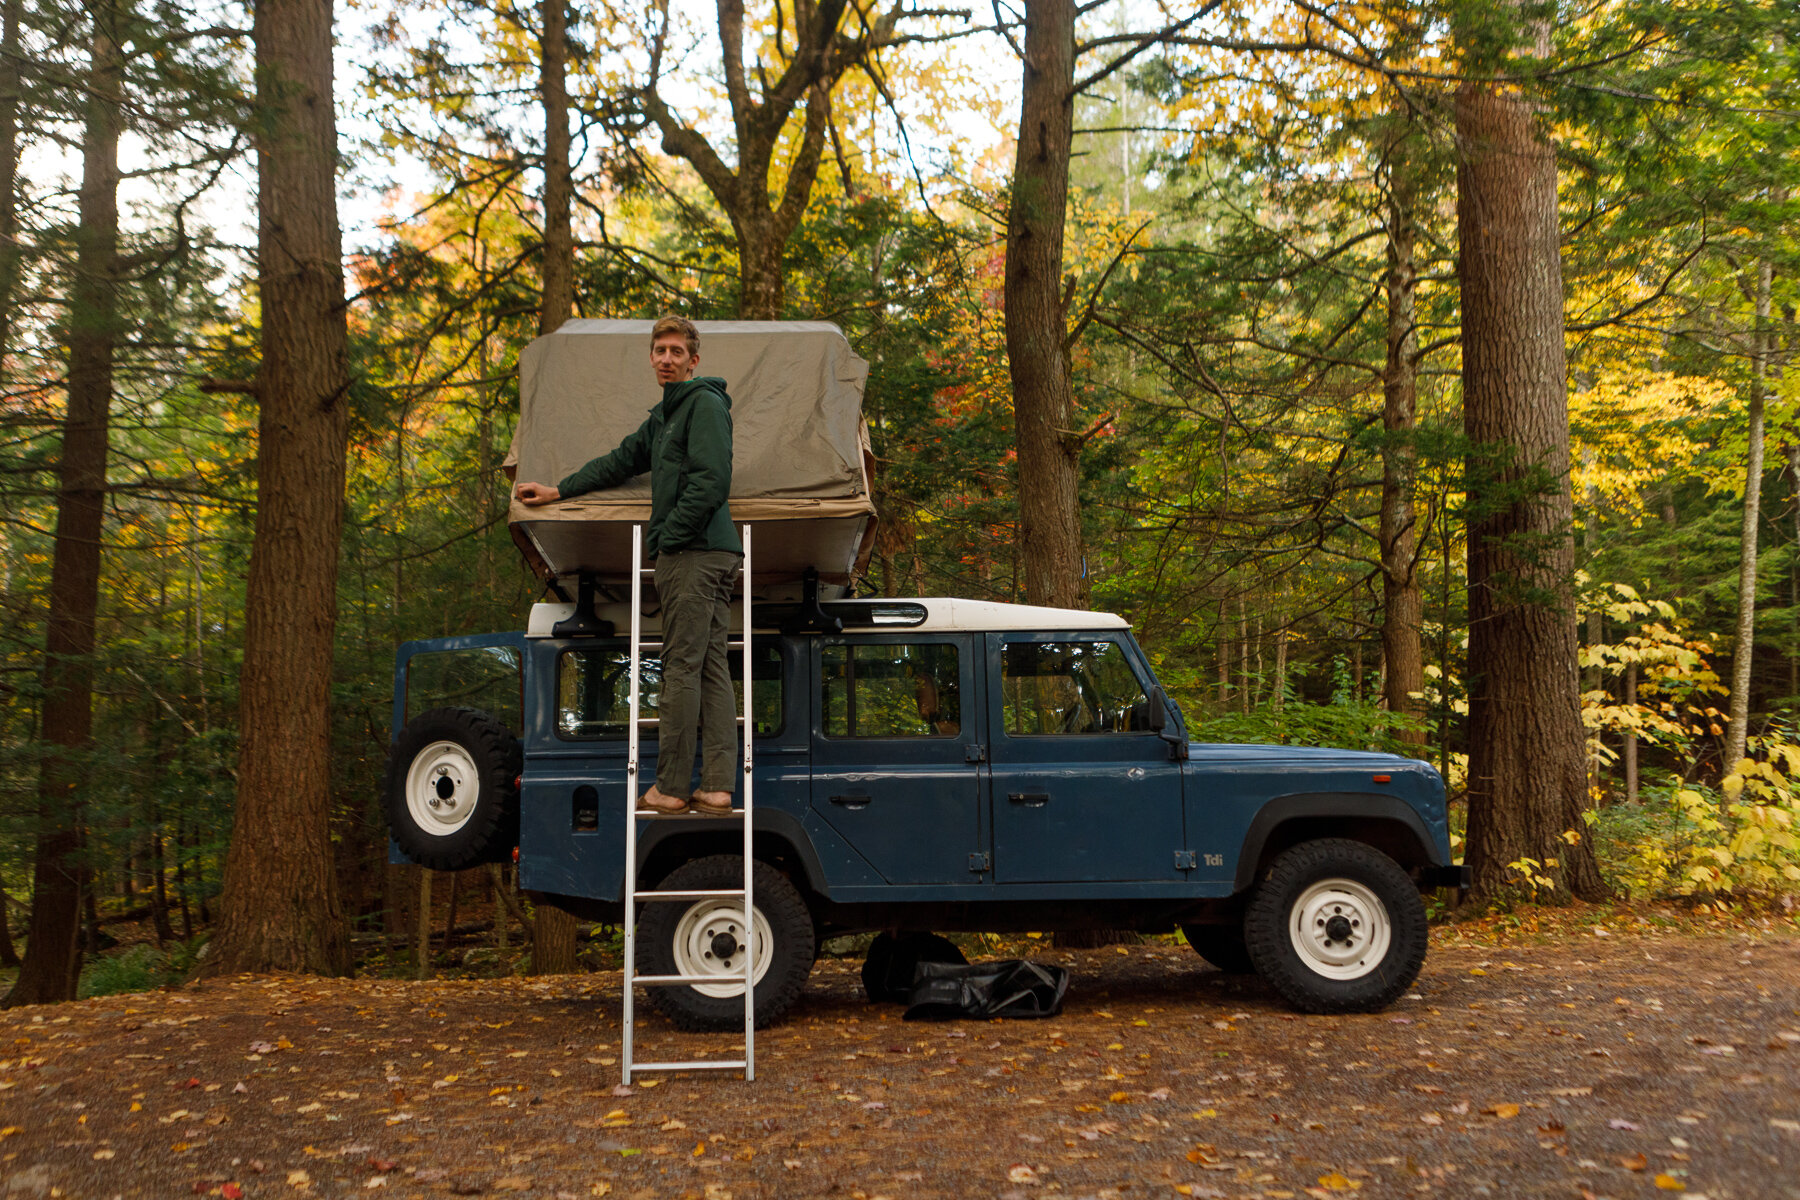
[{"x1": 515, "y1": 316, "x2": 742, "y2": 816}]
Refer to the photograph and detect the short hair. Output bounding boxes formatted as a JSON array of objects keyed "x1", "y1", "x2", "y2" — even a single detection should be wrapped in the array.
[{"x1": 651, "y1": 314, "x2": 699, "y2": 355}]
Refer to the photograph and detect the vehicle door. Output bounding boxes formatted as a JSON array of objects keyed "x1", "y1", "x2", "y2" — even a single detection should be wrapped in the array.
[
  {"x1": 987, "y1": 633, "x2": 1186, "y2": 883},
  {"x1": 809, "y1": 634, "x2": 983, "y2": 885}
]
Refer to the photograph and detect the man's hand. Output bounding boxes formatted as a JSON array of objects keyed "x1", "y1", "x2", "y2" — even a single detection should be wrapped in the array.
[{"x1": 515, "y1": 481, "x2": 562, "y2": 506}]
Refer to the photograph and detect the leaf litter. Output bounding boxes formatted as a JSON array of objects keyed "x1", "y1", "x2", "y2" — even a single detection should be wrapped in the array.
[{"x1": 0, "y1": 919, "x2": 1791, "y2": 1197}]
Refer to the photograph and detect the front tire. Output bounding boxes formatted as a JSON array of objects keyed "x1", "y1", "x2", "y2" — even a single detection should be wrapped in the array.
[
  {"x1": 638, "y1": 856, "x2": 815, "y2": 1031},
  {"x1": 1243, "y1": 839, "x2": 1427, "y2": 1014}
]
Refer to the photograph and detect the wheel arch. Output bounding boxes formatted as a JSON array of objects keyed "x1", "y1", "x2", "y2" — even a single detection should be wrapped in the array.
[
  {"x1": 636, "y1": 811, "x2": 829, "y2": 901},
  {"x1": 1234, "y1": 794, "x2": 1439, "y2": 894}
]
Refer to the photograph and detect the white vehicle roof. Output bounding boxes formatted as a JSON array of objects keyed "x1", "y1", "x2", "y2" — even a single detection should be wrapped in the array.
[{"x1": 526, "y1": 597, "x2": 1130, "y2": 638}]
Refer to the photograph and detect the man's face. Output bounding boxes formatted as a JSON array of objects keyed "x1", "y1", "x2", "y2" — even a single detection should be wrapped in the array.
[{"x1": 651, "y1": 332, "x2": 699, "y2": 384}]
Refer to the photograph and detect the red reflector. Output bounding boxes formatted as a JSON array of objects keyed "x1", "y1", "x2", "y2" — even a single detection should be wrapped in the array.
[
  {"x1": 511, "y1": 846, "x2": 520, "y2": 863},
  {"x1": 514, "y1": 775, "x2": 522, "y2": 791},
  {"x1": 1372, "y1": 774, "x2": 1391, "y2": 784}
]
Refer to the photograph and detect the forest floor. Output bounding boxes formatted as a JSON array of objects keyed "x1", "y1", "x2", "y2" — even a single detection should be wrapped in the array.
[{"x1": 0, "y1": 907, "x2": 1796, "y2": 1200}]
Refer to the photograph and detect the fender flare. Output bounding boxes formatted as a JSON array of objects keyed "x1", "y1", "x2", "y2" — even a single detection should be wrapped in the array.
[{"x1": 1234, "y1": 793, "x2": 1443, "y2": 894}]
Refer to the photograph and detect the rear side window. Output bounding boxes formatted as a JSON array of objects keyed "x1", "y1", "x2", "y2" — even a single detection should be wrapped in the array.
[
  {"x1": 406, "y1": 646, "x2": 522, "y2": 732},
  {"x1": 822, "y1": 643, "x2": 960, "y2": 738},
  {"x1": 1002, "y1": 640, "x2": 1150, "y2": 735},
  {"x1": 557, "y1": 644, "x2": 783, "y2": 739}
]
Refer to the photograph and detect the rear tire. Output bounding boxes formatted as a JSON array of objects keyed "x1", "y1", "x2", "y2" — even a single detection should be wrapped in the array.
[
  {"x1": 1180, "y1": 922, "x2": 1254, "y2": 974},
  {"x1": 1243, "y1": 839, "x2": 1426, "y2": 1014},
  {"x1": 638, "y1": 856, "x2": 815, "y2": 1031},
  {"x1": 384, "y1": 707, "x2": 519, "y2": 871}
]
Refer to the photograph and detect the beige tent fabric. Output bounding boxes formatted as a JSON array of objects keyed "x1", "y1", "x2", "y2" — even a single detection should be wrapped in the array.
[{"x1": 504, "y1": 320, "x2": 877, "y2": 584}]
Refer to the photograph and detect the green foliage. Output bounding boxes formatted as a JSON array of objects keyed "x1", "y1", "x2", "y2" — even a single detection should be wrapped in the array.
[{"x1": 78, "y1": 939, "x2": 204, "y2": 999}]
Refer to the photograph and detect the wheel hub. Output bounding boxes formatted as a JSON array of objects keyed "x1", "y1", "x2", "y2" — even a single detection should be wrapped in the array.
[
  {"x1": 669, "y1": 899, "x2": 774, "y2": 999},
  {"x1": 404, "y1": 741, "x2": 480, "y2": 835},
  {"x1": 1288, "y1": 877, "x2": 1392, "y2": 981}
]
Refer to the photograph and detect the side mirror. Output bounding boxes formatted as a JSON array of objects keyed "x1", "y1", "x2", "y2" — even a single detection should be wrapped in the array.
[{"x1": 1146, "y1": 687, "x2": 1168, "y2": 732}]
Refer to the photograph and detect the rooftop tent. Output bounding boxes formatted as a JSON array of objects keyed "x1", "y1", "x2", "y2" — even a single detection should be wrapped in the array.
[{"x1": 504, "y1": 320, "x2": 878, "y2": 597}]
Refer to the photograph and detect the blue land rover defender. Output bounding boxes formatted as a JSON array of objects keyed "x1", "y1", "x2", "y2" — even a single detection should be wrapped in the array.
[{"x1": 385, "y1": 593, "x2": 1461, "y2": 1029}]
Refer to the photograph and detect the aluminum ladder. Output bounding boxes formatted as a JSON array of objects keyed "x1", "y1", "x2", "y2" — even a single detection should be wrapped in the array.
[{"x1": 620, "y1": 522, "x2": 755, "y2": 1082}]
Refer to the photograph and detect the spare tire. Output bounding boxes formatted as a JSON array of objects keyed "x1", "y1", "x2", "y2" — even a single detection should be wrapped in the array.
[{"x1": 384, "y1": 707, "x2": 520, "y2": 871}]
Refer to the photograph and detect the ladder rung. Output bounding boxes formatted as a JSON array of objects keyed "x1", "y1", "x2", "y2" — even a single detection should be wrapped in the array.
[
  {"x1": 630, "y1": 1060, "x2": 748, "y2": 1072},
  {"x1": 633, "y1": 888, "x2": 746, "y2": 901},
  {"x1": 629, "y1": 641, "x2": 747, "y2": 650},
  {"x1": 633, "y1": 808, "x2": 746, "y2": 819},
  {"x1": 633, "y1": 973, "x2": 754, "y2": 987},
  {"x1": 632, "y1": 717, "x2": 749, "y2": 724}
]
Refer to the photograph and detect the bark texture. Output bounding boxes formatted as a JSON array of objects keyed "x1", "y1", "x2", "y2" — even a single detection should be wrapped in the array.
[
  {"x1": 0, "y1": 0, "x2": 22, "y2": 366},
  {"x1": 1380, "y1": 131, "x2": 1425, "y2": 745},
  {"x1": 531, "y1": 901, "x2": 579, "y2": 974},
  {"x1": 1004, "y1": 0, "x2": 1084, "y2": 610},
  {"x1": 201, "y1": 0, "x2": 352, "y2": 977},
  {"x1": 5, "y1": 9, "x2": 124, "y2": 1008},
  {"x1": 537, "y1": 0, "x2": 573, "y2": 335},
  {"x1": 1456, "y1": 78, "x2": 1605, "y2": 903}
]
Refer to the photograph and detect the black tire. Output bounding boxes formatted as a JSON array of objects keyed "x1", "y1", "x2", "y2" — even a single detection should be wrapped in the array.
[
  {"x1": 384, "y1": 707, "x2": 521, "y2": 871},
  {"x1": 1180, "y1": 922, "x2": 1255, "y2": 974},
  {"x1": 1243, "y1": 838, "x2": 1427, "y2": 1014},
  {"x1": 638, "y1": 856, "x2": 815, "y2": 1031},
  {"x1": 861, "y1": 932, "x2": 967, "y2": 1003}
]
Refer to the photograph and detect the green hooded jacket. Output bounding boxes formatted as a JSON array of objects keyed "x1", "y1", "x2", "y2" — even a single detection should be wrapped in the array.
[{"x1": 556, "y1": 376, "x2": 742, "y2": 557}]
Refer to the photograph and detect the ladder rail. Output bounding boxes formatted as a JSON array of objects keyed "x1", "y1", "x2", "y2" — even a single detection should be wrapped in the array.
[{"x1": 621, "y1": 523, "x2": 755, "y2": 1084}]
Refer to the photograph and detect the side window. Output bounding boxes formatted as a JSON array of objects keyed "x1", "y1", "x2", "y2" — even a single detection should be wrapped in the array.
[
  {"x1": 1002, "y1": 640, "x2": 1150, "y2": 735},
  {"x1": 557, "y1": 644, "x2": 782, "y2": 739},
  {"x1": 407, "y1": 646, "x2": 522, "y2": 732},
  {"x1": 822, "y1": 643, "x2": 960, "y2": 738}
]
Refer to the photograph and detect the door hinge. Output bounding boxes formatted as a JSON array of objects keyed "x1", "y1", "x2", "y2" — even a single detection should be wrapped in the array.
[
  {"x1": 968, "y1": 851, "x2": 991, "y2": 873},
  {"x1": 964, "y1": 743, "x2": 987, "y2": 764},
  {"x1": 1173, "y1": 850, "x2": 1197, "y2": 870}
]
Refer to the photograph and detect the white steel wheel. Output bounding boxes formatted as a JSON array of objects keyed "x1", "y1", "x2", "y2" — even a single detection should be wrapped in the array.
[
  {"x1": 669, "y1": 899, "x2": 774, "y2": 998},
  {"x1": 1287, "y1": 877, "x2": 1391, "y2": 981},
  {"x1": 403, "y1": 740, "x2": 482, "y2": 836}
]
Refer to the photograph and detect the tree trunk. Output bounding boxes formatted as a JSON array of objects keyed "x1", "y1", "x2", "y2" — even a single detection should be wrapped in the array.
[
  {"x1": 414, "y1": 867, "x2": 430, "y2": 980},
  {"x1": 531, "y1": 900, "x2": 579, "y2": 974},
  {"x1": 1456, "y1": 68, "x2": 1606, "y2": 903},
  {"x1": 1380, "y1": 130, "x2": 1425, "y2": 746},
  {"x1": 537, "y1": 0, "x2": 573, "y2": 335},
  {"x1": 201, "y1": 0, "x2": 352, "y2": 977},
  {"x1": 1005, "y1": 0, "x2": 1084, "y2": 610},
  {"x1": 1723, "y1": 259, "x2": 1773, "y2": 770},
  {"x1": 0, "y1": 0, "x2": 22, "y2": 367},
  {"x1": 1623, "y1": 661, "x2": 1639, "y2": 804},
  {"x1": 5, "y1": 8, "x2": 124, "y2": 1008}
]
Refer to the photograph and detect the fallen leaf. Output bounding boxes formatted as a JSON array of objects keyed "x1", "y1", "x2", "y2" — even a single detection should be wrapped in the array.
[
  {"x1": 1007, "y1": 1164, "x2": 1039, "y2": 1184},
  {"x1": 1609, "y1": 1118, "x2": 1642, "y2": 1131},
  {"x1": 611, "y1": 1084, "x2": 633, "y2": 1097},
  {"x1": 493, "y1": 1178, "x2": 530, "y2": 1192},
  {"x1": 1482, "y1": 1103, "x2": 1520, "y2": 1119},
  {"x1": 1652, "y1": 1174, "x2": 1684, "y2": 1190},
  {"x1": 1619, "y1": 1154, "x2": 1648, "y2": 1172},
  {"x1": 1546, "y1": 1087, "x2": 1592, "y2": 1097},
  {"x1": 1317, "y1": 1173, "x2": 1361, "y2": 1191},
  {"x1": 222, "y1": 1186, "x2": 242, "y2": 1200},
  {"x1": 92, "y1": 1149, "x2": 115, "y2": 1160},
  {"x1": 1420, "y1": 1113, "x2": 1443, "y2": 1126}
]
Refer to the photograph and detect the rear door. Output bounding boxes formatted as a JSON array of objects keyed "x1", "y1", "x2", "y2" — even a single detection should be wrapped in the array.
[
  {"x1": 808, "y1": 634, "x2": 983, "y2": 885},
  {"x1": 987, "y1": 633, "x2": 1186, "y2": 883}
]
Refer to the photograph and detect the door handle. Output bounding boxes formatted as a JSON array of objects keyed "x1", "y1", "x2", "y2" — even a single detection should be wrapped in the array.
[
  {"x1": 1008, "y1": 792, "x2": 1050, "y2": 806},
  {"x1": 829, "y1": 793, "x2": 872, "y2": 809}
]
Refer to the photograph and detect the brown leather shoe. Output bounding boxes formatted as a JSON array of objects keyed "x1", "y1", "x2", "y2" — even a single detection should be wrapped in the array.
[
  {"x1": 636, "y1": 785, "x2": 690, "y2": 815},
  {"x1": 692, "y1": 790, "x2": 735, "y2": 816}
]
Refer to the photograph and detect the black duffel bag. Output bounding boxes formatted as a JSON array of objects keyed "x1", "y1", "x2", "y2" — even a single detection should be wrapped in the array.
[{"x1": 902, "y1": 958, "x2": 1070, "y2": 1021}]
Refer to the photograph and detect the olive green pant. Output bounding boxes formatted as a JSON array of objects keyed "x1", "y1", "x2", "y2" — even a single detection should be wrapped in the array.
[{"x1": 654, "y1": 549, "x2": 743, "y2": 798}]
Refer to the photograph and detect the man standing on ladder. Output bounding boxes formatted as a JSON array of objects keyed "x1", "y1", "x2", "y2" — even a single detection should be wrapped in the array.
[{"x1": 514, "y1": 315, "x2": 742, "y2": 816}]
